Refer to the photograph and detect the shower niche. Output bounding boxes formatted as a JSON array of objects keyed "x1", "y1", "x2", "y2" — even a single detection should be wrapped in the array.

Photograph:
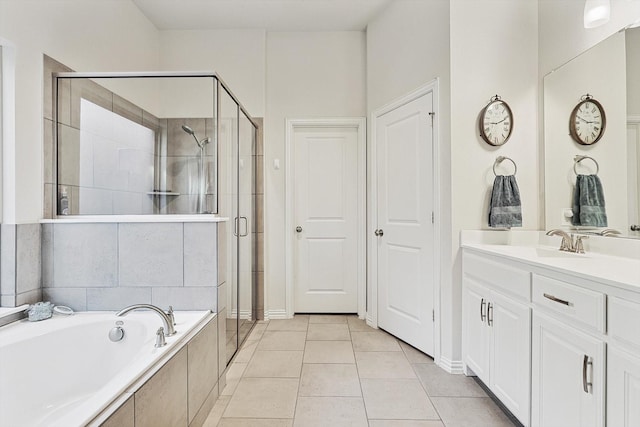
[{"x1": 53, "y1": 71, "x2": 259, "y2": 365}]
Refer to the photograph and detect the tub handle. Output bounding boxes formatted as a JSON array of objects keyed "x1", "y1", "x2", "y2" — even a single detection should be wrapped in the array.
[{"x1": 155, "y1": 327, "x2": 167, "y2": 348}]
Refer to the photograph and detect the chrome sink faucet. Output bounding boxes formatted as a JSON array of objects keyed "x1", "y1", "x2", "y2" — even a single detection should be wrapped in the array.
[
  {"x1": 116, "y1": 304, "x2": 177, "y2": 336},
  {"x1": 546, "y1": 229, "x2": 588, "y2": 254}
]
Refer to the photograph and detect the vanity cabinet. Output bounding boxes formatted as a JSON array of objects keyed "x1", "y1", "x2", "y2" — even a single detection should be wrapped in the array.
[
  {"x1": 608, "y1": 297, "x2": 640, "y2": 427},
  {"x1": 531, "y1": 312, "x2": 605, "y2": 427},
  {"x1": 462, "y1": 243, "x2": 640, "y2": 427},
  {"x1": 607, "y1": 347, "x2": 640, "y2": 426},
  {"x1": 462, "y1": 252, "x2": 531, "y2": 425}
]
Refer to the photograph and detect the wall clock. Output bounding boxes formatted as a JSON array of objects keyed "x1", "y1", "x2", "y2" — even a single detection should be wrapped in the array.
[
  {"x1": 569, "y1": 94, "x2": 606, "y2": 145},
  {"x1": 479, "y1": 95, "x2": 513, "y2": 146}
]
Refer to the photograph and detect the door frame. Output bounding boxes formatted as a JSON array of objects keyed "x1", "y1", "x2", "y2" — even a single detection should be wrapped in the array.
[
  {"x1": 368, "y1": 79, "x2": 441, "y2": 364},
  {"x1": 285, "y1": 117, "x2": 367, "y2": 318}
]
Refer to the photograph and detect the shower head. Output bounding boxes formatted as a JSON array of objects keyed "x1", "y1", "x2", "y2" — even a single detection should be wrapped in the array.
[
  {"x1": 181, "y1": 124, "x2": 208, "y2": 149},
  {"x1": 181, "y1": 125, "x2": 195, "y2": 136}
]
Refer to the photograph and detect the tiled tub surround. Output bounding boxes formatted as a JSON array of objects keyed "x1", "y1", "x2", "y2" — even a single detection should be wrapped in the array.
[
  {"x1": 41, "y1": 218, "x2": 224, "y2": 312},
  {"x1": 0, "y1": 223, "x2": 43, "y2": 307},
  {"x1": 0, "y1": 310, "x2": 219, "y2": 427}
]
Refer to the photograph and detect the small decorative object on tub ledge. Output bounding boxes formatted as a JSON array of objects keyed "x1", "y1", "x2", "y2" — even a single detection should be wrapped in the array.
[
  {"x1": 26, "y1": 302, "x2": 54, "y2": 321},
  {"x1": 53, "y1": 305, "x2": 74, "y2": 315}
]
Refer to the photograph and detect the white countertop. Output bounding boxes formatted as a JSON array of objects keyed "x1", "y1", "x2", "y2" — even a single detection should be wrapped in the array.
[
  {"x1": 462, "y1": 243, "x2": 640, "y2": 292},
  {"x1": 40, "y1": 214, "x2": 229, "y2": 224}
]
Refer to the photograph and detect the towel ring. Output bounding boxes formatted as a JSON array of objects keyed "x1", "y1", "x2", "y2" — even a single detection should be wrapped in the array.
[
  {"x1": 573, "y1": 155, "x2": 599, "y2": 175},
  {"x1": 493, "y1": 156, "x2": 517, "y2": 176}
]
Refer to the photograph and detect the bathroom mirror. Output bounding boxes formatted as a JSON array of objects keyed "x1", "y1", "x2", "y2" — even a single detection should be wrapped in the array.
[
  {"x1": 544, "y1": 28, "x2": 640, "y2": 238},
  {"x1": 55, "y1": 75, "x2": 218, "y2": 215}
]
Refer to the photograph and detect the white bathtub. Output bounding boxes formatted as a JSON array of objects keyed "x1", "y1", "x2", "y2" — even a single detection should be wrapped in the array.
[{"x1": 0, "y1": 310, "x2": 212, "y2": 427}]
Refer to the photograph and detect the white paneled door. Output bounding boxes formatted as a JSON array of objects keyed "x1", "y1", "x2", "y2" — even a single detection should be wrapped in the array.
[
  {"x1": 375, "y1": 91, "x2": 435, "y2": 355},
  {"x1": 292, "y1": 125, "x2": 360, "y2": 313}
]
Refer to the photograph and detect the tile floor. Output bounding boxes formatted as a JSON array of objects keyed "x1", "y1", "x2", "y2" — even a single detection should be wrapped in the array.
[{"x1": 203, "y1": 315, "x2": 517, "y2": 427}]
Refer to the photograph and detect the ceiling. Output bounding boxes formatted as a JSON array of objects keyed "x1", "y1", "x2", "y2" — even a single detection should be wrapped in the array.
[{"x1": 132, "y1": 0, "x2": 394, "y2": 31}]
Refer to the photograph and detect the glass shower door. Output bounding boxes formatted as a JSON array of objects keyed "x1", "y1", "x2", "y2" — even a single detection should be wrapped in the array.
[
  {"x1": 220, "y1": 85, "x2": 257, "y2": 365},
  {"x1": 238, "y1": 111, "x2": 256, "y2": 344},
  {"x1": 219, "y1": 87, "x2": 239, "y2": 364}
]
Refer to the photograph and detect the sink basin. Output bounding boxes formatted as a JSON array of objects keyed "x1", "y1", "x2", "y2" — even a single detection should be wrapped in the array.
[{"x1": 535, "y1": 247, "x2": 591, "y2": 259}]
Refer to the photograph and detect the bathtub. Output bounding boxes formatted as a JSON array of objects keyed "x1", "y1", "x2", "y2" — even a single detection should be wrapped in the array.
[{"x1": 0, "y1": 310, "x2": 212, "y2": 427}]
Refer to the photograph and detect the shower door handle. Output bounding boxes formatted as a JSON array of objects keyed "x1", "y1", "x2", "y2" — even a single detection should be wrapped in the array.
[
  {"x1": 234, "y1": 217, "x2": 249, "y2": 237},
  {"x1": 239, "y1": 216, "x2": 249, "y2": 237}
]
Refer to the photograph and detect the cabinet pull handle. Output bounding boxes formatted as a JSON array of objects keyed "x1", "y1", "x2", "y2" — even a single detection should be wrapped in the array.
[
  {"x1": 582, "y1": 355, "x2": 593, "y2": 393},
  {"x1": 480, "y1": 298, "x2": 486, "y2": 322},
  {"x1": 487, "y1": 302, "x2": 493, "y2": 326},
  {"x1": 543, "y1": 293, "x2": 572, "y2": 307}
]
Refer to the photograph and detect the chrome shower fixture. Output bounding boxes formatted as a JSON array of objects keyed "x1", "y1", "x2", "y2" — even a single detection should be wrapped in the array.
[{"x1": 181, "y1": 125, "x2": 211, "y2": 149}]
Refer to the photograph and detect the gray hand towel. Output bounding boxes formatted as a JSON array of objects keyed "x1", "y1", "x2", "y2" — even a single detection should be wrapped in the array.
[
  {"x1": 489, "y1": 175, "x2": 522, "y2": 228},
  {"x1": 572, "y1": 174, "x2": 607, "y2": 227}
]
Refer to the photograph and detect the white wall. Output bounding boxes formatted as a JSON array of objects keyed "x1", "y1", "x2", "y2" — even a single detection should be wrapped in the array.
[
  {"x1": 366, "y1": 0, "x2": 452, "y2": 362},
  {"x1": 264, "y1": 31, "x2": 366, "y2": 316},
  {"x1": 159, "y1": 29, "x2": 266, "y2": 117},
  {"x1": 366, "y1": 0, "x2": 450, "y2": 114},
  {"x1": 449, "y1": 0, "x2": 539, "y2": 364},
  {"x1": 0, "y1": 0, "x2": 160, "y2": 223},
  {"x1": 544, "y1": 32, "x2": 627, "y2": 231}
]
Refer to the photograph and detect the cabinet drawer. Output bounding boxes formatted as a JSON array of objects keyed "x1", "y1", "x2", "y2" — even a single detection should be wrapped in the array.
[
  {"x1": 609, "y1": 297, "x2": 640, "y2": 350},
  {"x1": 532, "y1": 274, "x2": 605, "y2": 333},
  {"x1": 463, "y1": 251, "x2": 531, "y2": 301}
]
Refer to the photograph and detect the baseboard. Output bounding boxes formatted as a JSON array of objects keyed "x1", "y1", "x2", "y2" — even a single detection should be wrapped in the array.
[
  {"x1": 438, "y1": 356, "x2": 464, "y2": 374},
  {"x1": 265, "y1": 309, "x2": 288, "y2": 320},
  {"x1": 365, "y1": 314, "x2": 377, "y2": 329}
]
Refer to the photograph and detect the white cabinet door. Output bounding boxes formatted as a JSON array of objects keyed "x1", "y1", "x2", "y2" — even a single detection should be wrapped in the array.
[
  {"x1": 608, "y1": 346, "x2": 640, "y2": 427},
  {"x1": 532, "y1": 313, "x2": 605, "y2": 427},
  {"x1": 490, "y1": 291, "x2": 531, "y2": 425},
  {"x1": 462, "y1": 279, "x2": 490, "y2": 383}
]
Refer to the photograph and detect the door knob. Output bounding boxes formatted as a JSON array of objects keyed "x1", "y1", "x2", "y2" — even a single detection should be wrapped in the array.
[
  {"x1": 374, "y1": 229, "x2": 384, "y2": 237},
  {"x1": 296, "y1": 226, "x2": 303, "y2": 233}
]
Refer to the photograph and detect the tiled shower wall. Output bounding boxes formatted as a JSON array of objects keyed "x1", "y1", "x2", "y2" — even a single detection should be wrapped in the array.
[{"x1": 41, "y1": 222, "x2": 219, "y2": 312}]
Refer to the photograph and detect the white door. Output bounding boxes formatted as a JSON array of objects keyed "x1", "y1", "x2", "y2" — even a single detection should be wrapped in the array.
[
  {"x1": 293, "y1": 126, "x2": 359, "y2": 313},
  {"x1": 532, "y1": 313, "x2": 605, "y2": 427},
  {"x1": 375, "y1": 91, "x2": 435, "y2": 355},
  {"x1": 490, "y1": 291, "x2": 530, "y2": 425},
  {"x1": 608, "y1": 346, "x2": 640, "y2": 427}
]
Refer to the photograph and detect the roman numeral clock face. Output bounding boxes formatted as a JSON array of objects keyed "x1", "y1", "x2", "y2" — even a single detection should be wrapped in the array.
[
  {"x1": 570, "y1": 97, "x2": 606, "y2": 145},
  {"x1": 480, "y1": 99, "x2": 513, "y2": 146}
]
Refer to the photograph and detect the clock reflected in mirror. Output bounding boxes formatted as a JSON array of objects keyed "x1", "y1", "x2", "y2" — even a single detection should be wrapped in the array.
[
  {"x1": 480, "y1": 95, "x2": 514, "y2": 146},
  {"x1": 569, "y1": 94, "x2": 606, "y2": 145}
]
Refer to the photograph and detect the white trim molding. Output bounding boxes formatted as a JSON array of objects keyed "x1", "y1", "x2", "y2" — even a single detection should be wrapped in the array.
[
  {"x1": 265, "y1": 309, "x2": 288, "y2": 320},
  {"x1": 284, "y1": 117, "x2": 367, "y2": 319},
  {"x1": 368, "y1": 79, "x2": 442, "y2": 365},
  {"x1": 438, "y1": 356, "x2": 465, "y2": 375}
]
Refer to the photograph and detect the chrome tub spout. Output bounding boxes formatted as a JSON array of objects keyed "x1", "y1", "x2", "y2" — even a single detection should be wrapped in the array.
[{"x1": 116, "y1": 304, "x2": 176, "y2": 336}]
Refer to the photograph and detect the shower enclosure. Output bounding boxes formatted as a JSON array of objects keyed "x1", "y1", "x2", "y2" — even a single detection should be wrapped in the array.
[{"x1": 53, "y1": 72, "x2": 258, "y2": 364}]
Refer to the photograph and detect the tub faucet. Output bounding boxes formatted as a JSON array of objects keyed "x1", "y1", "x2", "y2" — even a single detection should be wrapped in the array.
[
  {"x1": 546, "y1": 229, "x2": 574, "y2": 252},
  {"x1": 116, "y1": 304, "x2": 176, "y2": 336}
]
